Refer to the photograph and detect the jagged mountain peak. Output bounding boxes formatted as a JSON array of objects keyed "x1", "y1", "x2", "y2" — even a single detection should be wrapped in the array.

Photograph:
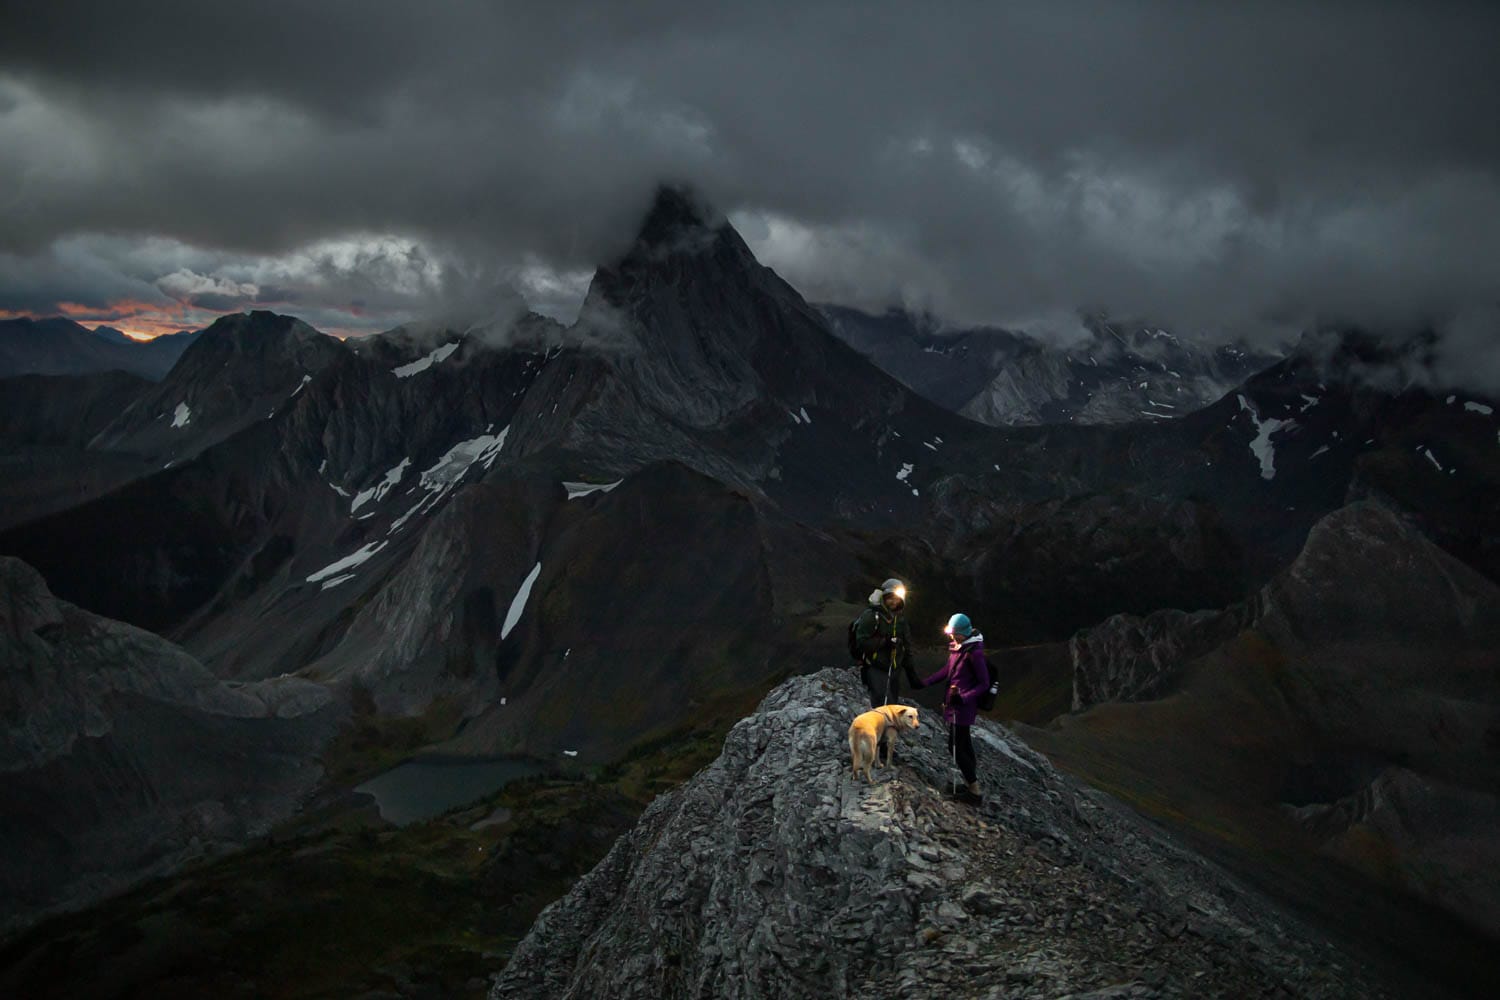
[
  {"x1": 632, "y1": 182, "x2": 728, "y2": 249},
  {"x1": 594, "y1": 184, "x2": 757, "y2": 293},
  {"x1": 570, "y1": 185, "x2": 907, "y2": 431}
]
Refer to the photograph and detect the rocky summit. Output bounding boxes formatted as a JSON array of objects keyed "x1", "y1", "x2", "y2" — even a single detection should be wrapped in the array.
[{"x1": 492, "y1": 669, "x2": 1384, "y2": 1000}]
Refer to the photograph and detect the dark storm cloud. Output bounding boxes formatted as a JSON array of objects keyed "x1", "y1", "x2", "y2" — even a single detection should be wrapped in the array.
[{"x1": 1, "y1": 1, "x2": 1498, "y2": 352}]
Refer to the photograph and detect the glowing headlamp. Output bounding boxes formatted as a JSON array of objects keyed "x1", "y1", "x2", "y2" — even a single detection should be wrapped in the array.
[{"x1": 892, "y1": 585, "x2": 907, "y2": 601}]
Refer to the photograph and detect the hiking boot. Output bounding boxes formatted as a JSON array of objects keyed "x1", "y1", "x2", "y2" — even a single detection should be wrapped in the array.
[{"x1": 955, "y1": 782, "x2": 983, "y2": 805}]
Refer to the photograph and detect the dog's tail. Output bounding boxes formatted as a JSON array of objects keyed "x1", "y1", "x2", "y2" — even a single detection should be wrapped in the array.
[{"x1": 849, "y1": 728, "x2": 876, "y2": 779}]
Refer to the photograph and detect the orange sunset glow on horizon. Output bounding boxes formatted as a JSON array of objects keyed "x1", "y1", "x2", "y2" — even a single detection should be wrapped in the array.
[{"x1": 0, "y1": 303, "x2": 365, "y2": 341}]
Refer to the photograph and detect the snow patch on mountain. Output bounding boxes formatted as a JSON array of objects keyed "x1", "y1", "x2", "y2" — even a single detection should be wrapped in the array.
[
  {"x1": 501, "y1": 561, "x2": 542, "y2": 640},
  {"x1": 392, "y1": 340, "x2": 460, "y2": 378},
  {"x1": 171, "y1": 402, "x2": 191, "y2": 428},
  {"x1": 896, "y1": 462, "x2": 919, "y2": 495},
  {"x1": 1238, "y1": 395, "x2": 1293, "y2": 480},
  {"x1": 1465, "y1": 401, "x2": 1494, "y2": 416},
  {"x1": 390, "y1": 426, "x2": 510, "y2": 532},
  {"x1": 350, "y1": 458, "x2": 411, "y2": 514},
  {"x1": 563, "y1": 479, "x2": 623, "y2": 499},
  {"x1": 306, "y1": 540, "x2": 388, "y2": 584}
]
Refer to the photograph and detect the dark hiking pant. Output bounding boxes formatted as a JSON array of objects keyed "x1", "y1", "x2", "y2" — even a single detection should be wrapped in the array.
[
  {"x1": 861, "y1": 661, "x2": 900, "y2": 707},
  {"x1": 947, "y1": 723, "x2": 977, "y2": 784},
  {"x1": 860, "y1": 659, "x2": 922, "y2": 707}
]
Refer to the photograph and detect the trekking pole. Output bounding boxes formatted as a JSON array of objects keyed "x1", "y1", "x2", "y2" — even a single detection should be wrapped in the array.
[
  {"x1": 947, "y1": 720, "x2": 959, "y2": 797},
  {"x1": 884, "y1": 617, "x2": 898, "y2": 706}
]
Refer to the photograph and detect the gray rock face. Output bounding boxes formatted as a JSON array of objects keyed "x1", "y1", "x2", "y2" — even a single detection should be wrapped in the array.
[
  {"x1": 581, "y1": 187, "x2": 918, "y2": 438},
  {"x1": 961, "y1": 349, "x2": 1079, "y2": 425},
  {"x1": 1047, "y1": 500, "x2": 1500, "y2": 967},
  {"x1": 0, "y1": 557, "x2": 342, "y2": 932},
  {"x1": 89, "y1": 310, "x2": 346, "y2": 461},
  {"x1": 1256, "y1": 501, "x2": 1500, "y2": 649},
  {"x1": 1288, "y1": 767, "x2": 1500, "y2": 941},
  {"x1": 1067, "y1": 500, "x2": 1500, "y2": 710},
  {"x1": 1070, "y1": 604, "x2": 1254, "y2": 710},
  {"x1": 492, "y1": 669, "x2": 1385, "y2": 999}
]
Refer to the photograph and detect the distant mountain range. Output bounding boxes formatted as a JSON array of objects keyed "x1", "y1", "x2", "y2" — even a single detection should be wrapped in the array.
[
  {"x1": 819, "y1": 304, "x2": 1282, "y2": 426},
  {"x1": 0, "y1": 316, "x2": 200, "y2": 381},
  {"x1": 2, "y1": 185, "x2": 1498, "y2": 993}
]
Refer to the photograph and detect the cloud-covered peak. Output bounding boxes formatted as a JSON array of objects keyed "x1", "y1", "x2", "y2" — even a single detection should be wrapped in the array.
[{"x1": 0, "y1": 2, "x2": 1496, "y2": 355}]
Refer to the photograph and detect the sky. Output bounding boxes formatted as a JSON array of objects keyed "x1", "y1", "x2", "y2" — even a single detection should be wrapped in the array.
[{"x1": 2, "y1": 1, "x2": 1498, "y2": 347}]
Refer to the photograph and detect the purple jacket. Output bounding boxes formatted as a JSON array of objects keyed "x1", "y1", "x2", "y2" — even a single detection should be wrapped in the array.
[{"x1": 922, "y1": 634, "x2": 990, "y2": 726}]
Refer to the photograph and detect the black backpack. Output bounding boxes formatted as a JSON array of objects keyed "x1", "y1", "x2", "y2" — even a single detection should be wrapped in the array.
[
  {"x1": 978, "y1": 671, "x2": 1000, "y2": 712},
  {"x1": 846, "y1": 612, "x2": 865, "y2": 663},
  {"x1": 976, "y1": 650, "x2": 999, "y2": 712}
]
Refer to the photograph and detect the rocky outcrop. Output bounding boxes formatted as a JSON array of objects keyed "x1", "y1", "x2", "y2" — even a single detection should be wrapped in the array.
[
  {"x1": 1255, "y1": 501, "x2": 1500, "y2": 649},
  {"x1": 1035, "y1": 501, "x2": 1500, "y2": 978},
  {"x1": 0, "y1": 557, "x2": 342, "y2": 932},
  {"x1": 1287, "y1": 767, "x2": 1500, "y2": 941},
  {"x1": 961, "y1": 349, "x2": 1078, "y2": 426},
  {"x1": 1070, "y1": 603, "x2": 1254, "y2": 710},
  {"x1": 1066, "y1": 499, "x2": 1500, "y2": 711},
  {"x1": 492, "y1": 669, "x2": 1385, "y2": 999}
]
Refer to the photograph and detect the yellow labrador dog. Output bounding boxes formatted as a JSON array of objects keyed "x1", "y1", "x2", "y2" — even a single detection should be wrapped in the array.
[{"x1": 848, "y1": 705, "x2": 919, "y2": 782}]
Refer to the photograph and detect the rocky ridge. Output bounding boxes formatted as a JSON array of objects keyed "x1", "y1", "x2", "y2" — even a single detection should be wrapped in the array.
[
  {"x1": 0, "y1": 317, "x2": 199, "y2": 381},
  {"x1": 819, "y1": 305, "x2": 1278, "y2": 427},
  {"x1": 0, "y1": 556, "x2": 342, "y2": 931},
  {"x1": 492, "y1": 669, "x2": 1385, "y2": 999},
  {"x1": 1033, "y1": 501, "x2": 1500, "y2": 987}
]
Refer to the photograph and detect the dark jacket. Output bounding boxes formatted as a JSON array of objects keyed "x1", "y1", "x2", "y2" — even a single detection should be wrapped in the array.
[
  {"x1": 922, "y1": 633, "x2": 990, "y2": 726},
  {"x1": 854, "y1": 603, "x2": 913, "y2": 678}
]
